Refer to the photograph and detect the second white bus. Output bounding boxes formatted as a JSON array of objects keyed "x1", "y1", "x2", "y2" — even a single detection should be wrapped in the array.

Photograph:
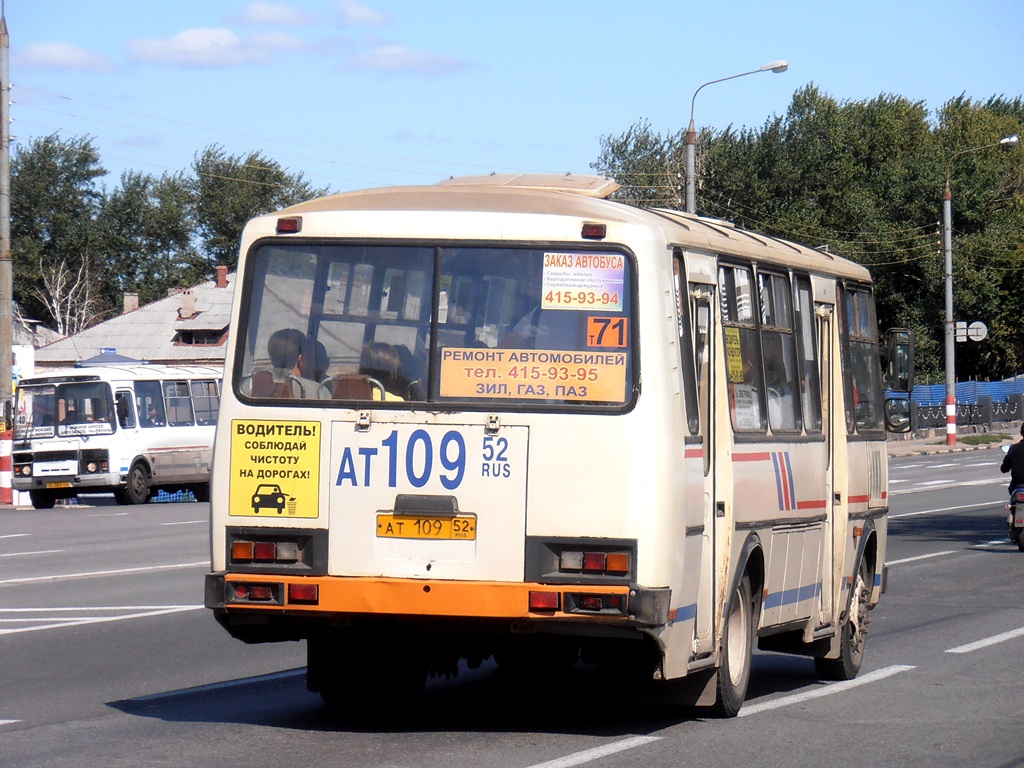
[{"x1": 12, "y1": 363, "x2": 222, "y2": 508}]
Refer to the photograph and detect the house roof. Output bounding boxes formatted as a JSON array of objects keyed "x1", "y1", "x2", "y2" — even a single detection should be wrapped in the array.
[{"x1": 34, "y1": 271, "x2": 235, "y2": 371}]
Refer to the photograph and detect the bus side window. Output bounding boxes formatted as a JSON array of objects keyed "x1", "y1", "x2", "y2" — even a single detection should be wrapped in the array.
[
  {"x1": 136, "y1": 381, "x2": 165, "y2": 428},
  {"x1": 191, "y1": 379, "x2": 221, "y2": 425},
  {"x1": 164, "y1": 381, "x2": 196, "y2": 427},
  {"x1": 719, "y1": 264, "x2": 766, "y2": 432},
  {"x1": 115, "y1": 391, "x2": 136, "y2": 429}
]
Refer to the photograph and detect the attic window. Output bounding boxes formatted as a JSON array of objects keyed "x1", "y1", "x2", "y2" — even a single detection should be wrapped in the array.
[{"x1": 173, "y1": 328, "x2": 226, "y2": 346}]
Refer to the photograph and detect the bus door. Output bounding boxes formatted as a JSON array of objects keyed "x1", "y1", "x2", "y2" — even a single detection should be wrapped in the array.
[
  {"x1": 815, "y1": 299, "x2": 835, "y2": 624},
  {"x1": 678, "y1": 249, "x2": 719, "y2": 659}
]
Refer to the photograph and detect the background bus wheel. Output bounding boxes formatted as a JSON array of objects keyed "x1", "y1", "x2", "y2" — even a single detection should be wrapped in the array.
[
  {"x1": 815, "y1": 557, "x2": 872, "y2": 681},
  {"x1": 121, "y1": 462, "x2": 152, "y2": 505},
  {"x1": 29, "y1": 490, "x2": 56, "y2": 510},
  {"x1": 192, "y1": 485, "x2": 210, "y2": 503},
  {"x1": 710, "y1": 573, "x2": 755, "y2": 718}
]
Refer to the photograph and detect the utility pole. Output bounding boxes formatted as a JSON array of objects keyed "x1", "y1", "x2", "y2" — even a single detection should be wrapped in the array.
[{"x1": 0, "y1": 4, "x2": 10, "y2": 428}]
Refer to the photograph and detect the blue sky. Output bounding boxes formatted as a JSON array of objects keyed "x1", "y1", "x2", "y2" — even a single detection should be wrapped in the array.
[{"x1": 8, "y1": 0, "x2": 1023, "y2": 194}]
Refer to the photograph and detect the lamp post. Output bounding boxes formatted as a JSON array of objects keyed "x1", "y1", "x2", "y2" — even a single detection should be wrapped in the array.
[
  {"x1": 685, "y1": 60, "x2": 788, "y2": 214},
  {"x1": 941, "y1": 133, "x2": 1020, "y2": 446}
]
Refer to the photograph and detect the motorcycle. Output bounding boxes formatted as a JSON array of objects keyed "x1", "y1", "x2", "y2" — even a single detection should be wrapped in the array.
[{"x1": 1008, "y1": 487, "x2": 1024, "y2": 552}]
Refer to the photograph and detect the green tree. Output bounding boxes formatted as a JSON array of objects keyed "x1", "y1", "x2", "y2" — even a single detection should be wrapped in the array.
[
  {"x1": 94, "y1": 170, "x2": 204, "y2": 309},
  {"x1": 10, "y1": 134, "x2": 106, "y2": 326},
  {"x1": 191, "y1": 145, "x2": 330, "y2": 272}
]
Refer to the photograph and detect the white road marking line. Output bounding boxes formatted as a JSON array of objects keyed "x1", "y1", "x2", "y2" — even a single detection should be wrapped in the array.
[
  {"x1": 159, "y1": 520, "x2": 206, "y2": 526},
  {"x1": 890, "y1": 502, "x2": 995, "y2": 518},
  {"x1": 88, "y1": 512, "x2": 130, "y2": 517},
  {"x1": 0, "y1": 605, "x2": 204, "y2": 636},
  {"x1": 0, "y1": 549, "x2": 64, "y2": 558},
  {"x1": 0, "y1": 719, "x2": 20, "y2": 726},
  {"x1": 946, "y1": 627, "x2": 1024, "y2": 654},
  {"x1": 889, "y1": 478, "x2": 1004, "y2": 496},
  {"x1": 523, "y1": 736, "x2": 663, "y2": 768},
  {"x1": 886, "y1": 551, "x2": 957, "y2": 566},
  {"x1": 0, "y1": 561, "x2": 208, "y2": 586},
  {"x1": 0, "y1": 534, "x2": 30, "y2": 540},
  {"x1": 738, "y1": 665, "x2": 915, "y2": 717}
]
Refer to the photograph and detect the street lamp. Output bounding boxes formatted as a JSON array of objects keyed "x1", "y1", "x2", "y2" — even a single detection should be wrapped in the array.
[
  {"x1": 685, "y1": 60, "x2": 788, "y2": 214},
  {"x1": 941, "y1": 133, "x2": 1020, "y2": 445}
]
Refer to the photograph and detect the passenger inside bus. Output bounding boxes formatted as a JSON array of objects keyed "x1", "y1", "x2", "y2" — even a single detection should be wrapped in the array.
[
  {"x1": 359, "y1": 341, "x2": 406, "y2": 401},
  {"x1": 253, "y1": 328, "x2": 323, "y2": 398}
]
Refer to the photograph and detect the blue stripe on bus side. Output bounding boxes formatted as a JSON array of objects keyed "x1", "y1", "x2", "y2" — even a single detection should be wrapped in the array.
[{"x1": 763, "y1": 581, "x2": 822, "y2": 610}]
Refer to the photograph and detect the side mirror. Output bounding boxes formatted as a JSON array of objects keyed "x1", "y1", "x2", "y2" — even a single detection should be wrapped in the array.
[
  {"x1": 884, "y1": 397, "x2": 912, "y2": 434},
  {"x1": 885, "y1": 328, "x2": 914, "y2": 393}
]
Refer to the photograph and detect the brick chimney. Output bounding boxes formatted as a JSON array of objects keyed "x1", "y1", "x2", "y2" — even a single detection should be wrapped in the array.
[
  {"x1": 123, "y1": 293, "x2": 139, "y2": 314},
  {"x1": 217, "y1": 265, "x2": 228, "y2": 288}
]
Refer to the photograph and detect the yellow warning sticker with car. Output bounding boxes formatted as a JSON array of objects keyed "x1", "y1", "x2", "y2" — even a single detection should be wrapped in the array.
[{"x1": 229, "y1": 420, "x2": 320, "y2": 518}]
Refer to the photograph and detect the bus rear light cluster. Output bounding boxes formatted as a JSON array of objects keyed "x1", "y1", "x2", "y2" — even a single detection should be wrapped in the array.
[
  {"x1": 559, "y1": 550, "x2": 630, "y2": 575},
  {"x1": 567, "y1": 593, "x2": 626, "y2": 615},
  {"x1": 229, "y1": 582, "x2": 279, "y2": 603},
  {"x1": 528, "y1": 590, "x2": 627, "y2": 616},
  {"x1": 231, "y1": 540, "x2": 299, "y2": 563}
]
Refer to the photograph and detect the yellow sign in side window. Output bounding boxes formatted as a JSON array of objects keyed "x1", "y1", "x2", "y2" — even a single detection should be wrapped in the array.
[
  {"x1": 229, "y1": 419, "x2": 320, "y2": 518},
  {"x1": 725, "y1": 326, "x2": 745, "y2": 383}
]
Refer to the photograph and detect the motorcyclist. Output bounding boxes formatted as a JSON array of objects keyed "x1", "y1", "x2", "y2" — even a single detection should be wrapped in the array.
[{"x1": 1000, "y1": 423, "x2": 1024, "y2": 494}]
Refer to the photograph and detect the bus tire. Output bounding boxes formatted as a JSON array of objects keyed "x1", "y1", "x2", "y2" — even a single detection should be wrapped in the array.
[
  {"x1": 815, "y1": 556, "x2": 872, "y2": 681},
  {"x1": 121, "y1": 461, "x2": 152, "y2": 505},
  {"x1": 709, "y1": 573, "x2": 756, "y2": 718},
  {"x1": 192, "y1": 484, "x2": 210, "y2": 503},
  {"x1": 29, "y1": 490, "x2": 56, "y2": 510}
]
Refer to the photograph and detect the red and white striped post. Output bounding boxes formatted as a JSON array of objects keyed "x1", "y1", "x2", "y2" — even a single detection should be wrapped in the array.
[{"x1": 0, "y1": 428, "x2": 12, "y2": 505}]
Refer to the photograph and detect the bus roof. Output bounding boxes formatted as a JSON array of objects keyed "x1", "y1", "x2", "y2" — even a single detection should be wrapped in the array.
[
  {"x1": 270, "y1": 175, "x2": 871, "y2": 283},
  {"x1": 18, "y1": 363, "x2": 223, "y2": 386}
]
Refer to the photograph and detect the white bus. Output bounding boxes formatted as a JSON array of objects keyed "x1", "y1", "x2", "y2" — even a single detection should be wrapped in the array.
[
  {"x1": 205, "y1": 174, "x2": 912, "y2": 717},
  {"x1": 12, "y1": 364, "x2": 222, "y2": 509}
]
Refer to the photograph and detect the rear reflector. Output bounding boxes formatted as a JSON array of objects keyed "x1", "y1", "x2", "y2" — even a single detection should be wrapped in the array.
[
  {"x1": 288, "y1": 583, "x2": 319, "y2": 604},
  {"x1": 528, "y1": 591, "x2": 559, "y2": 611}
]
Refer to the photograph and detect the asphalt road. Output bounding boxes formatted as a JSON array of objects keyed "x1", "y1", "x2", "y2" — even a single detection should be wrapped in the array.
[{"x1": 1, "y1": 448, "x2": 1023, "y2": 768}]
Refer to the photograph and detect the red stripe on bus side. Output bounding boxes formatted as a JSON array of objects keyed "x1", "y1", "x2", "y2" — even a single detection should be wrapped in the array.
[{"x1": 733, "y1": 452, "x2": 772, "y2": 462}]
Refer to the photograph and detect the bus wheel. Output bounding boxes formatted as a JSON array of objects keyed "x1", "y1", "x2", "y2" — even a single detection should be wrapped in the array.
[
  {"x1": 192, "y1": 485, "x2": 210, "y2": 503},
  {"x1": 709, "y1": 573, "x2": 755, "y2": 718},
  {"x1": 29, "y1": 491, "x2": 56, "y2": 510},
  {"x1": 121, "y1": 462, "x2": 152, "y2": 505},
  {"x1": 815, "y1": 557, "x2": 872, "y2": 681}
]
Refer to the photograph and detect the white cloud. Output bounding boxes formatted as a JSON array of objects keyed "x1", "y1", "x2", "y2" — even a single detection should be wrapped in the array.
[
  {"x1": 14, "y1": 42, "x2": 114, "y2": 73},
  {"x1": 237, "y1": 2, "x2": 313, "y2": 26},
  {"x1": 345, "y1": 45, "x2": 471, "y2": 75},
  {"x1": 125, "y1": 27, "x2": 306, "y2": 69},
  {"x1": 338, "y1": 0, "x2": 391, "y2": 26}
]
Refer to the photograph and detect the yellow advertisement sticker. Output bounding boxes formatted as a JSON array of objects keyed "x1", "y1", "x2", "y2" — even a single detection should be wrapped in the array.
[
  {"x1": 439, "y1": 347, "x2": 627, "y2": 402},
  {"x1": 229, "y1": 420, "x2": 320, "y2": 518},
  {"x1": 725, "y1": 326, "x2": 745, "y2": 383}
]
